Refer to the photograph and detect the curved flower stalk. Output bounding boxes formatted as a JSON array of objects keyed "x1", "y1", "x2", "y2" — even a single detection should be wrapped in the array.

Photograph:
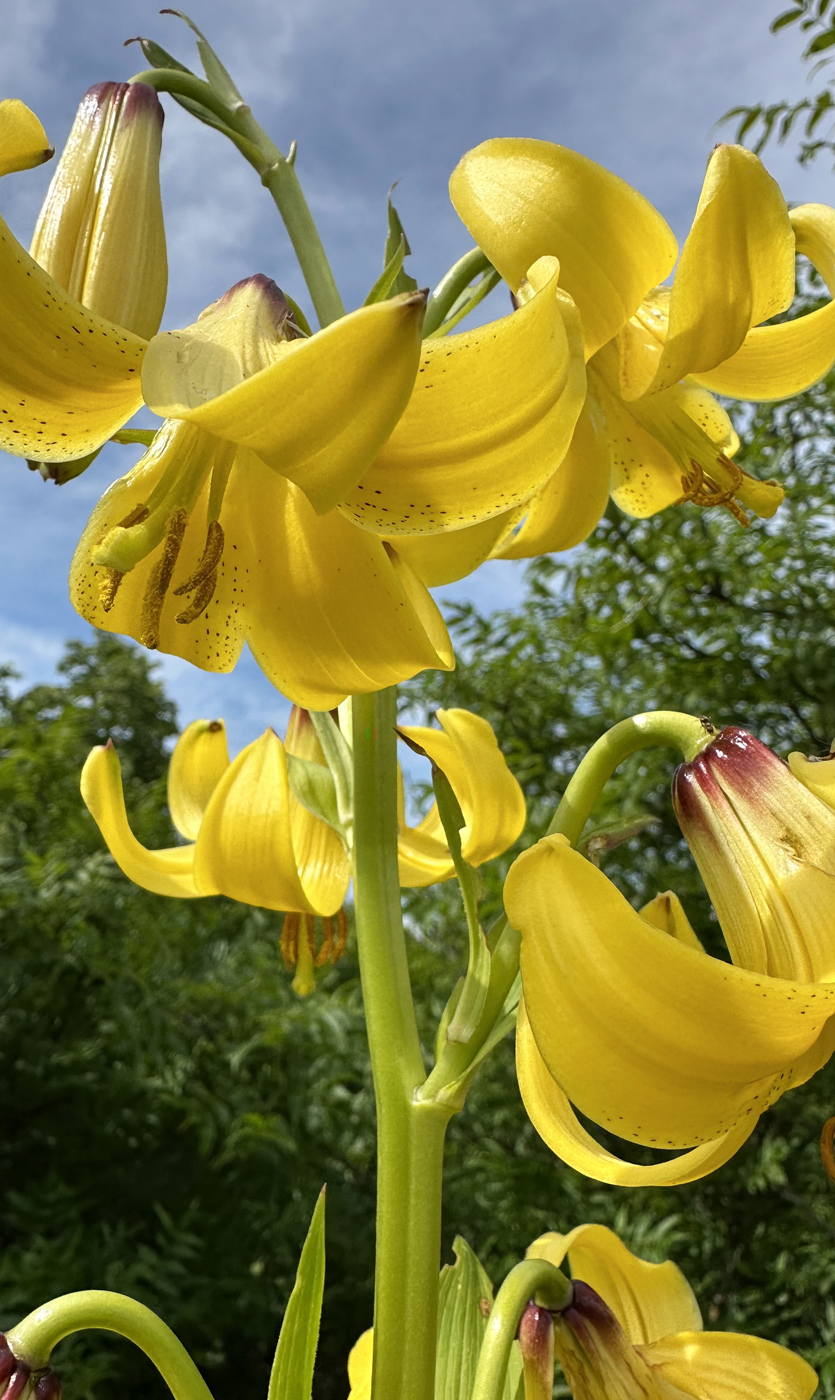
[
  {"x1": 506, "y1": 725, "x2": 835, "y2": 1185},
  {"x1": 70, "y1": 274, "x2": 454, "y2": 709},
  {"x1": 449, "y1": 138, "x2": 835, "y2": 556},
  {"x1": 527, "y1": 1224, "x2": 817, "y2": 1400},
  {"x1": 397, "y1": 708, "x2": 526, "y2": 886},
  {"x1": 0, "y1": 92, "x2": 165, "y2": 467}
]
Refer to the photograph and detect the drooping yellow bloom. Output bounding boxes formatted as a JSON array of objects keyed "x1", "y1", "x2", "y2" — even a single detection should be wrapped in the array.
[
  {"x1": 81, "y1": 709, "x2": 351, "y2": 916},
  {"x1": 397, "y1": 708, "x2": 526, "y2": 885},
  {"x1": 0, "y1": 90, "x2": 165, "y2": 465},
  {"x1": 347, "y1": 1329, "x2": 373, "y2": 1400},
  {"x1": 448, "y1": 138, "x2": 834, "y2": 557},
  {"x1": 527, "y1": 1224, "x2": 817, "y2": 1400},
  {"x1": 506, "y1": 726, "x2": 835, "y2": 1185},
  {"x1": 70, "y1": 274, "x2": 454, "y2": 709}
]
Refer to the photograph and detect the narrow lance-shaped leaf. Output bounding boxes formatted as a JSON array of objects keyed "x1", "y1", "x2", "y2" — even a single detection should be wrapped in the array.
[
  {"x1": 384, "y1": 191, "x2": 418, "y2": 297},
  {"x1": 268, "y1": 1186, "x2": 327, "y2": 1400},
  {"x1": 161, "y1": 9, "x2": 246, "y2": 106},
  {"x1": 429, "y1": 762, "x2": 491, "y2": 1044}
]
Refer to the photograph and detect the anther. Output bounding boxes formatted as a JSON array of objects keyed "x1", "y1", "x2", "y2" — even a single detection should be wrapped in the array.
[
  {"x1": 139, "y1": 508, "x2": 187, "y2": 649},
  {"x1": 97, "y1": 502, "x2": 150, "y2": 612},
  {"x1": 820, "y1": 1115, "x2": 835, "y2": 1183},
  {"x1": 316, "y1": 916, "x2": 335, "y2": 967},
  {"x1": 175, "y1": 573, "x2": 217, "y2": 625},
  {"x1": 280, "y1": 912, "x2": 300, "y2": 969},
  {"x1": 174, "y1": 520, "x2": 224, "y2": 597}
]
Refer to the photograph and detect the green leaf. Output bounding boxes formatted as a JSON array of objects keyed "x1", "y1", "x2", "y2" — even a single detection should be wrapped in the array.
[
  {"x1": 806, "y1": 26, "x2": 835, "y2": 50},
  {"x1": 161, "y1": 9, "x2": 245, "y2": 106},
  {"x1": 268, "y1": 1187, "x2": 326, "y2": 1400},
  {"x1": 125, "y1": 35, "x2": 196, "y2": 74},
  {"x1": 771, "y1": 8, "x2": 806, "y2": 29},
  {"x1": 363, "y1": 235, "x2": 409, "y2": 305},
  {"x1": 430, "y1": 765, "x2": 491, "y2": 1044},
  {"x1": 286, "y1": 755, "x2": 343, "y2": 837},
  {"x1": 384, "y1": 191, "x2": 418, "y2": 297},
  {"x1": 168, "y1": 92, "x2": 241, "y2": 138},
  {"x1": 435, "y1": 1238, "x2": 523, "y2": 1400},
  {"x1": 309, "y1": 711, "x2": 354, "y2": 835}
]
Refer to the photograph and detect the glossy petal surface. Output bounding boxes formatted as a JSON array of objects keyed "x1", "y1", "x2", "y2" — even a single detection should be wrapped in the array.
[
  {"x1": 527, "y1": 1225, "x2": 702, "y2": 1345},
  {"x1": 80, "y1": 742, "x2": 200, "y2": 898},
  {"x1": 397, "y1": 709, "x2": 525, "y2": 886},
  {"x1": 0, "y1": 215, "x2": 146, "y2": 460},
  {"x1": 639, "y1": 1331, "x2": 818, "y2": 1400},
  {"x1": 142, "y1": 289, "x2": 426, "y2": 513},
  {"x1": 388, "y1": 508, "x2": 521, "y2": 586},
  {"x1": 694, "y1": 205, "x2": 835, "y2": 401},
  {"x1": 507, "y1": 835, "x2": 835, "y2": 1147},
  {"x1": 627, "y1": 145, "x2": 795, "y2": 398},
  {"x1": 0, "y1": 98, "x2": 52, "y2": 175},
  {"x1": 339, "y1": 259, "x2": 586, "y2": 535},
  {"x1": 497, "y1": 400, "x2": 611, "y2": 557},
  {"x1": 168, "y1": 718, "x2": 230, "y2": 841},
  {"x1": 449, "y1": 138, "x2": 677, "y2": 357}
]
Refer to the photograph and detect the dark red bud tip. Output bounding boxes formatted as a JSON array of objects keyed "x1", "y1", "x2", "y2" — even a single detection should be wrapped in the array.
[
  {"x1": 561, "y1": 1280, "x2": 623, "y2": 1347},
  {"x1": 34, "y1": 1368, "x2": 61, "y2": 1400},
  {"x1": 208, "y1": 720, "x2": 223, "y2": 733},
  {"x1": 0, "y1": 1349, "x2": 14, "y2": 1386},
  {"x1": 4, "y1": 1363, "x2": 31, "y2": 1400},
  {"x1": 518, "y1": 1301, "x2": 553, "y2": 1359}
]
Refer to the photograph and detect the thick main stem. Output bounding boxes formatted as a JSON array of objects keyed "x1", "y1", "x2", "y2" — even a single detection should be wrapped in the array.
[{"x1": 352, "y1": 691, "x2": 452, "y2": 1400}]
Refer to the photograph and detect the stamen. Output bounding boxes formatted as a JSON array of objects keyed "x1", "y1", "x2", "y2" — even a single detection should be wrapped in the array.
[
  {"x1": 280, "y1": 912, "x2": 300, "y2": 969},
  {"x1": 97, "y1": 503, "x2": 150, "y2": 612},
  {"x1": 334, "y1": 907, "x2": 348, "y2": 963},
  {"x1": 139, "y1": 508, "x2": 187, "y2": 649},
  {"x1": 175, "y1": 573, "x2": 217, "y2": 625},
  {"x1": 673, "y1": 458, "x2": 751, "y2": 528},
  {"x1": 316, "y1": 917, "x2": 335, "y2": 967},
  {"x1": 820, "y1": 1115, "x2": 835, "y2": 1183},
  {"x1": 173, "y1": 520, "x2": 225, "y2": 626}
]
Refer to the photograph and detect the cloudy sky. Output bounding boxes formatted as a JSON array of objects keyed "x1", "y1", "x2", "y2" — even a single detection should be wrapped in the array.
[{"x1": 0, "y1": 0, "x2": 827, "y2": 747}]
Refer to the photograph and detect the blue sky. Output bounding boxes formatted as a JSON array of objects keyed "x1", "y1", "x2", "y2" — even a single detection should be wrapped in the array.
[{"x1": 0, "y1": 0, "x2": 827, "y2": 749}]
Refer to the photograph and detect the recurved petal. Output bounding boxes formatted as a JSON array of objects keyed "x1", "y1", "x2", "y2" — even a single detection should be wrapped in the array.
[
  {"x1": 0, "y1": 214, "x2": 146, "y2": 460},
  {"x1": 142, "y1": 289, "x2": 426, "y2": 514},
  {"x1": 516, "y1": 1000, "x2": 759, "y2": 1186},
  {"x1": 229, "y1": 450, "x2": 454, "y2": 709},
  {"x1": 449, "y1": 138, "x2": 678, "y2": 357},
  {"x1": 339, "y1": 260, "x2": 586, "y2": 536},
  {"x1": 387, "y1": 507, "x2": 522, "y2": 586},
  {"x1": 507, "y1": 835, "x2": 835, "y2": 1148},
  {"x1": 167, "y1": 719, "x2": 230, "y2": 841},
  {"x1": 788, "y1": 750, "x2": 835, "y2": 809},
  {"x1": 693, "y1": 204, "x2": 835, "y2": 402},
  {"x1": 628, "y1": 145, "x2": 795, "y2": 399},
  {"x1": 527, "y1": 1225, "x2": 702, "y2": 1346},
  {"x1": 496, "y1": 400, "x2": 610, "y2": 558},
  {"x1": 639, "y1": 891, "x2": 704, "y2": 951},
  {"x1": 80, "y1": 741, "x2": 200, "y2": 898},
  {"x1": 0, "y1": 99, "x2": 53, "y2": 175},
  {"x1": 397, "y1": 709, "x2": 525, "y2": 885},
  {"x1": 194, "y1": 728, "x2": 346, "y2": 914},
  {"x1": 639, "y1": 1331, "x2": 818, "y2": 1400}
]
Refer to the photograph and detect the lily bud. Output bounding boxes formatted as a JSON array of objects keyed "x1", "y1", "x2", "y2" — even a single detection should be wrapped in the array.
[
  {"x1": 30, "y1": 81, "x2": 167, "y2": 339},
  {"x1": 553, "y1": 1281, "x2": 657, "y2": 1400},
  {"x1": 672, "y1": 726, "x2": 835, "y2": 981},
  {"x1": 518, "y1": 1302, "x2": 554, "y2": 1400}
]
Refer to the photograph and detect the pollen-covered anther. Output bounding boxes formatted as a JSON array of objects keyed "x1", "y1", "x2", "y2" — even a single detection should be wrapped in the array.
[
  {"x1": 316, "y1": 908, "x2": 349, "y2": 967},
  {"x1": 820, "y1": 1114, "x2": 835, "y2": 1183},
  {"x1": 673, "y1": 456, "x2": 750, "y2": 527},
  {"x1": 139, "y1": 507, "x2": 187, "y2": 649},
  {"x1": 97, "y1": 502, "x2": 150, "y2": 612},
  {"x1": 280, "y1": 908, "x2": 348, "y2": 994},
  {"x1": 173, "y1": 519, "x2": 224, "y2": 626}
]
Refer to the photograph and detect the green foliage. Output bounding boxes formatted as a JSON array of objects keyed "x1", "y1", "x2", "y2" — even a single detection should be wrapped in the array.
[{"x1": 268, "y1": 1189, "x2": 326, "y2": 1400}]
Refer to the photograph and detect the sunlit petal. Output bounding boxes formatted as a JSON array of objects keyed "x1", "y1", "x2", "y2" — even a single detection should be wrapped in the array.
[
  {"x1": 0, "y1": 98, "x2": 52, "y2": 175},
  {"x1": 339, "y1": 259, "x2": 586, "y2": 535},
  {"x1": 788, "y1": 749, "x2": 835, "y2": 809},
  {"x1": 449, "y1": 138, "x2": 678, "y2": 357},
  {"x1": 167, "y1": 718, "x2": 230, "y2": 841},
  {"x1": 388, "y1": 507, "x2": 521, "y2": 586},
  {"x1": 639, "y1": 1330, "x2": 818, "y2": 1400},
  {"x1": 80, "y1": 741, "x2": 200, "y2": 898},
  {"x1": 639, "y1": 891, "x2": 704, "y2": 951}
]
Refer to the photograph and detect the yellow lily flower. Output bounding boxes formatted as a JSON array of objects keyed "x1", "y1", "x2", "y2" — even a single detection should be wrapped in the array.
[
  {"x1": 80, "y1": 709, "x2": 351, "y2": 917},
  {"x1": 347, "y1": 1329, "x2": 372, "y2": 1400},
  {"x1": 70, "y1": 273, "x2": 454, "y2": 709},
  {"x1": 527, "y1": 1224, "x2": 817, "y2": 1400},
  {"x1": 505, "y1": 725, "x2": 835, "y2": 1185},
  {"x1": 0, "y1": 90, "x2": 165, "y2": 465},
  {"x1": 397, "y1": 708, "x2": 526, "y2": 885},
  {"x1": 449, "y1": 138, "x2": 832, "y2": 555}
]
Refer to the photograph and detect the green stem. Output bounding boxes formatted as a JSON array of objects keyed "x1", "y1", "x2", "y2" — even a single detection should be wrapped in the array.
[
  {"x1": 471, "y1": 1260, "x2": 572, "y2": 1400},
  {"x1": 352, "y1": 691, "x2": 452, "y2": 1400},
  {"x1": 131, "y1": 68, "x2": 345, "y2": 328},
  {"x1": 548, "y1": 711, "x2": 712, "y2": 846},
  {"x1": 7, "y1": 1292, "x2": 213, "y2": 1400},
  {"x1": 423, "y1": 248, "x2": 492, "y2": 335}
]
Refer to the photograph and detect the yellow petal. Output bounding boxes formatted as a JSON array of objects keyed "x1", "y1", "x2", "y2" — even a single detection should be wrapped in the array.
[
  {"x1": 516, "y1": 1000, "x2": 759, "y2": 1185},
  {"x1": 141, "y1": 287, "x2": 426, "y2": 514},
  {"x1": 450, "y1": 139, "x2": 677, "y2": 358},
  {"x1": 0, "y1": 99, "x2": 52, "y2": 176},
  {"x1": 339, "y1": 259, "x2": 586, "y2": 535},
  {"x1": 194, "y1": 729, "x2": 348, "y2": 914},
  {"x1": 788, "y1": 749, "x2": 835, "y2": 809},
  {"x1": 497, "y1": 400, "x2": 610, "y2": 558},
  {"x1": 639, "y1": 891, "x2": 704, "y2": 951},
  {"x1": 693, "y1": 204, "x2": 835, "y2": 401},
  {"x1": 347, "y1": 1330, "x2": 373, "y2": 1400},
  {"x1": 0, "y1": 214, "x2": 146, "y2": 460},
  {"x1": 639, "y1": 1331, "x2": 818, "y2": 1400},
  {"x1": 507, "y1": 835, "x2": 835, "y2": 1148},
  {"x1": 625, "y1": 145, "x2": 795, "y2": 399},
  {"x1": 387, "y1": 507, "x2": 522, "y2": 586},
  {"x1": 167, "y1": 719, "x2": 230, "y2": 841},
  {"x1": 80, "y1": 742, "x2": 200, "y2": 898},
  {"x1": 527, "y1": 1225, "x2": 702, "y2": 1345},
  {"x1": 284, "y1": 707, "x2": 352, "y2": 906},
  {"x1": 397, "y1": 709, "x2": 526, "y2": 886}
]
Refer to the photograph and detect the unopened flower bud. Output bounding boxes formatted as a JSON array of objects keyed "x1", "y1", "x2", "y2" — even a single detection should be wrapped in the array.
[
  {"x1": 552, "y1": 1281, "x2": 654, "y2": 1400},
  {"x1": 30, "y1": 81, "x2": 167, "y2": 339},
  {"x1": 2, "y1": 1364, "x2": 30, "y2": 1400},
  {"x1": 518, "y1": 1302, "x2": 554, "y2": 1400},
  {"x1": 672, "y1": 726, "x2": 835, "y2": 981},
  {"x1": 33, "y1": 1369, "x2": 61, "y2": 1400}
]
